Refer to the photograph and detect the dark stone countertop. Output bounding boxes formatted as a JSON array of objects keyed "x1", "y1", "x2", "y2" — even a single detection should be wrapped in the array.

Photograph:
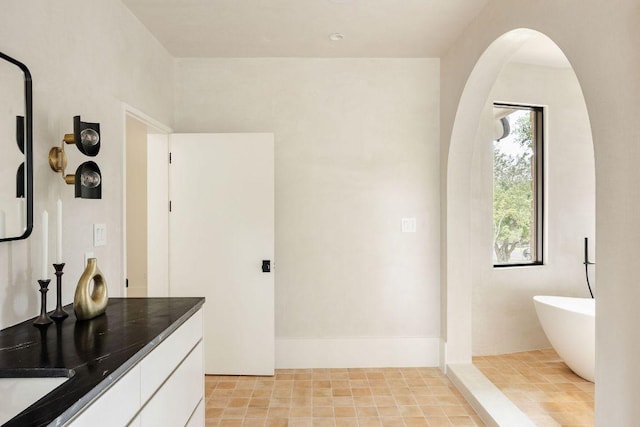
[{"x1": 0, "y1": 297, "x2": 205, "y2": 426}]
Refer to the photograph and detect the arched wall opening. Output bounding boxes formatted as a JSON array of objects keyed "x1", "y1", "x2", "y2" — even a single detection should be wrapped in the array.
[
  {"x1": 440, "y1": 4, "x2": 640, "y2": 423},
  {"x1": 445, "y1": 28, "x2": 595, "y2": 363}
]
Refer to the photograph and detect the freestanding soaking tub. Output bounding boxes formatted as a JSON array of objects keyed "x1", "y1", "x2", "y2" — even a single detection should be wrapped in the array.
[{"x1": 533, "y1": 295, "x2": 595, "y2": 382}]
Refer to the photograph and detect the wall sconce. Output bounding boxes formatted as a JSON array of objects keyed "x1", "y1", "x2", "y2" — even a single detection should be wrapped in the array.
[
  {"x1": 16, "y1": 115, "x2": 25, "y2": 198},
  {"x1": 49, "y1": 116, "x2": 102, "y2": 199}
]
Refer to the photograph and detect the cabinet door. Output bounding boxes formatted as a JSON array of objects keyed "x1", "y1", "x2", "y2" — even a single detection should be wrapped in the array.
[
  {"x1": 139, "y1": 309, "x2": 203, "y2": 402},
  {"x1": 185, "y1": 400, "x2": 204, "y2": 427},
  {"x1": 139, "y1": 342, "x2": 204, "y2": 427},
  {"x1": 66, "y1": 366, "x2": 141, "y2": 427}
]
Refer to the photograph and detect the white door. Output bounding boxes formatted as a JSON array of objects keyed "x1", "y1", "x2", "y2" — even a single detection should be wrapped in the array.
[{"x1": 169, "y1": 133, "x2": 274, "y2": 375}]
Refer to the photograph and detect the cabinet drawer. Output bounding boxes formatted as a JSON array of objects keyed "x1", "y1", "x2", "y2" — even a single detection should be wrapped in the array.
[
  {"x1": 185, "y1": 399, "x2": 204, "y2": 427},
  {"x1": 140, "y1": 309, "x2": 203, "y2": 403},
  {"x1": 66, "y1": 365, "x2": 141, "y2": 427},
  {"x1": 65, "y1": 308, "x2": 203, "y2": 427},
  {"x1": 139, "y1": 341, "x2": 204, "y2": 426}
]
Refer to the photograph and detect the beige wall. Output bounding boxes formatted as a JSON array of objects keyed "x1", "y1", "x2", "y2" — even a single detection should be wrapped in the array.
[
  {"x1": 174, "y1": 58, "x2": 441, "y2": 364},
  {"x1": 126, "y1": 116, "x2": 148, "y2": 296},
  {"x1": 146, "y1": 132, "x2": 170, "y2": 298},
  {"x1": 440, "y1": 1, "x2": 640, "y2": 423},
  {"x1": 0, "y1": 0, "x2": 173, "y2": 328},
  {"x1": 471, "y1": 62, "x2": 595, "y2": 355}
]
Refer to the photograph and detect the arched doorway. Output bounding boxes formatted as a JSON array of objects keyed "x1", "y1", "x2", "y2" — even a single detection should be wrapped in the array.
[{"x1": 444, "y1": 27, "x2": 595, "y2": 422}]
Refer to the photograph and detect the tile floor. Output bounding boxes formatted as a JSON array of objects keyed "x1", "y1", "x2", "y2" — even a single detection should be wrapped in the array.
[
  {"x1": 474, "y1": 348, "x2": 594, "y2": 426},
  {"x1": 204, "y1": 367, "x2": 485, "y2": 426}
]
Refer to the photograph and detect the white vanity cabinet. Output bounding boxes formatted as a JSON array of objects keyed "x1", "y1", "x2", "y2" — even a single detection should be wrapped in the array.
[{"x1": 66, "y1": 309, "x2": 204, "y2": 427}]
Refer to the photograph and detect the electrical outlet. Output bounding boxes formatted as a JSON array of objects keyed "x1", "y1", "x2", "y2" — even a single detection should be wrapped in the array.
[{"x1": 94, "y1": 223, "x2": 106, "y2": 247}]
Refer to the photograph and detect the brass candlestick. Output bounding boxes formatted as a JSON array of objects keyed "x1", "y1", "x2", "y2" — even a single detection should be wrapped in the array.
[
  {"x1": 50, "y1": 263, "x2": 68, "y2": 320},
  {"x1": 33, "y1": 279, "x2": 53, "y2": 327}
]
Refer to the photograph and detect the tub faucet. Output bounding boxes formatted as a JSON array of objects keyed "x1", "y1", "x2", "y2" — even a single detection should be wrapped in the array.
[{"x1": 584, "y1": 237, "x2": 594, "y2": 298}]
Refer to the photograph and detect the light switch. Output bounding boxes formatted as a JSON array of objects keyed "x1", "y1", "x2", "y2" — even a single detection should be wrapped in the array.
[
  {"x1": 401, "y1": 218, "x2": 416, "y2": 233},
  {"x1": 93, "y1": 223, "x2": 107, "y2": 246}
]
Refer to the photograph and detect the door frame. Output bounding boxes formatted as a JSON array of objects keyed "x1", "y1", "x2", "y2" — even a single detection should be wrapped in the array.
[{"x1": 121, "y1": 104, "x2": 172, "y2": 296}]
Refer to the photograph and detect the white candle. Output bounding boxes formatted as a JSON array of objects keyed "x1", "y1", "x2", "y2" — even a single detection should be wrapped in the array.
[
  {"x1": 56, "y1": 199, "x2": 63, "y2": 264},
  {"x1": 41, "y1": 210, "x2": 48, "y2": 280}
]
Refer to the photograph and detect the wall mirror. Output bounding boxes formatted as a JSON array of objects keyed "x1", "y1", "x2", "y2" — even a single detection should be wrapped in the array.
[{"x1": 0, "y1": 51, "x2": 32, "y2": 242}]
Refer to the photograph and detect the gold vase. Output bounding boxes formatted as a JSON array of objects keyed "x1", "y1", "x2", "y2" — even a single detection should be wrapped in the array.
[{"x1": 74, "y1": 258, "x2": 108, "y2": 320}]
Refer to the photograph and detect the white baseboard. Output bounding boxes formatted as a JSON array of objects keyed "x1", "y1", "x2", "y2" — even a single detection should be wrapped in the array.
[{"x1": 275, "y1": 336, "x2": 440, "y2": 369}]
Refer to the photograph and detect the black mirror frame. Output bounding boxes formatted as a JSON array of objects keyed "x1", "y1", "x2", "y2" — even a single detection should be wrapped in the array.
[{"x1": 0, "y1": 51, "x2": 33, "y2": 242}]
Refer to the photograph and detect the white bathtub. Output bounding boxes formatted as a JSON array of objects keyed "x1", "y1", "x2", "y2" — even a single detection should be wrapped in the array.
[{"x1": 533, "y1": 295, "x2": 595, "y2": 382}]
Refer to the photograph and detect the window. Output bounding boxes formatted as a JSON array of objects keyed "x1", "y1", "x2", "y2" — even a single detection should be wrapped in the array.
[{"x1": 492, "y1": 104, "x2": 543, "y2": 266}]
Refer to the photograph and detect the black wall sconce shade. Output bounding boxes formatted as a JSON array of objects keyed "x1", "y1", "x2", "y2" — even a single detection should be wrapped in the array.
[
  {"x1": 49, "y1": 115, "x2": 102, "y2": 199},
  {"x1": 16, "y1": 116, "x2": 25, "y2": 198},
  {"x1": 74, "y1": 161, "x2": 101, "y2": 199},
  {"x1": 65, "y1": 116, "x2": 100, "y2": 156},
  {"x1": 496, "y1": 117, "x2": 510, "y2": 141},
  {"x1": 16, "y1": 162, "x2": 24, "y2": 198},
  {"x1": 16, "y1": 115, "x2": 24, "y2": 153}
]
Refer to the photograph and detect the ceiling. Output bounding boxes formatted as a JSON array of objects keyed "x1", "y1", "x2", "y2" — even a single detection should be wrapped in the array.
[{"x1": 121, "y1": 0, "x2": 488, "y2": 58}]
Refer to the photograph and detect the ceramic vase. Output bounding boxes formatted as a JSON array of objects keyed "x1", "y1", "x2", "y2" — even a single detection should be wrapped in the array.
[{"x1": 74, "y1": 258, "x2": 108, "y2": 320}]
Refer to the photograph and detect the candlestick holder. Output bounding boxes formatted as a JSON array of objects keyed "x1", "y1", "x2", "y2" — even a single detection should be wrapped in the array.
[
  {"x1": 50, "y1": 263, "x2": 68, "y2": 320},
  {"x1": 33, "y1": 279, "x2": 53, "y2": 327}
]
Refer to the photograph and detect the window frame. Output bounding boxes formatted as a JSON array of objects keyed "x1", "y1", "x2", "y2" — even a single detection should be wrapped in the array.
[{"x1": 492, "y1": 103, "x2": 544, "y2": 268}]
